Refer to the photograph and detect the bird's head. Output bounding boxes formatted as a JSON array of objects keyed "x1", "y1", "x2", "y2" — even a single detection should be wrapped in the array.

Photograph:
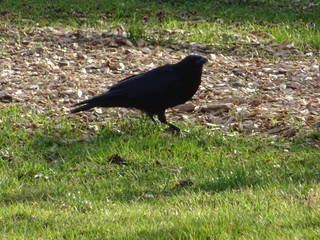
[
  {"x1": 172, "y1": 55, "x2": 207, "y2": 83},
  {"x1": 174, "y1": 55, "x2": 208, "y2": 76},
  {"x1": 180, "y1": 55, "x2": 208, "y2": 66}
]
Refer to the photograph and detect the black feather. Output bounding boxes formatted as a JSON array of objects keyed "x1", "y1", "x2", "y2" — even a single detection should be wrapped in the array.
[{"x1": 71, "y1": 55, "x2": 208, "y2": 132}]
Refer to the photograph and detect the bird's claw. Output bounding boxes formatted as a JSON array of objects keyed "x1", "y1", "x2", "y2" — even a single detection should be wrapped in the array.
[{"x1": 165, "y1": 124, "x2": 180, "y2": 135}]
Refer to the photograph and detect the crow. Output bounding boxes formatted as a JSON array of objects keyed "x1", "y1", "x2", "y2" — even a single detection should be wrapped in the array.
[{"x1": 71, "y1": 55, "x2": 208, "y2": 132}]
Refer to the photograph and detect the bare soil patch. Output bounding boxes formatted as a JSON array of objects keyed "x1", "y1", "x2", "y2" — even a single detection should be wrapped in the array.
[{"x1": 1, "y1": 24, "x2": 319, "y2": 136}]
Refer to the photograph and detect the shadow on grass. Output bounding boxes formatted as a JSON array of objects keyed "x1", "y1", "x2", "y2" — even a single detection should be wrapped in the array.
[
  {"x1": 2, "y1": 188, "x2": 58, "y2": 205},
  {"x1": 133, "y1": 222, "x2": 213, "y2": 240}
]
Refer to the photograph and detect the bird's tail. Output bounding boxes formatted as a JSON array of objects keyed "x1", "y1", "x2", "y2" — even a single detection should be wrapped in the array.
[
  {"x1": 70, "y1": 92, "x2": 117, "y2": 114},
  {"x1": 70, "y1": 103, "x2": 96, "y2": 113}
]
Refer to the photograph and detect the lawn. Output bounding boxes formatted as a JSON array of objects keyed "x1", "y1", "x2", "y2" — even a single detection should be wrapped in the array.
[
  {"x1": 1, "y1": 105, "x2": 319, "y2": 239},
  {"x1": 1, "y1": 0, "x2": 320, "y2": 239}
]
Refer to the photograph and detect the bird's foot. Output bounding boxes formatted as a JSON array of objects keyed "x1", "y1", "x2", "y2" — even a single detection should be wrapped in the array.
[{"x1": 165, "y1": 124, "x2": 180, "y2": 135}]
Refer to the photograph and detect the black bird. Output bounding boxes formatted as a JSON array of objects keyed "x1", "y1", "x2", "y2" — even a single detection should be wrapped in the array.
[{"x1": 71, "y1": 55, "x2": 208, "y2": 132}]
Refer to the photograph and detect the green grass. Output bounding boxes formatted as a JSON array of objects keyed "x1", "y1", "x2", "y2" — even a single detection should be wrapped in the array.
[
  {"x1": 1, "y1": 1, "x2": 320, "y2": 238},
  {"x1": 0, "y1": 0, "x2": 319, "y2": 57},
  {"x1": 1, "y1": 105, "x2": 320, "y2": 239}
]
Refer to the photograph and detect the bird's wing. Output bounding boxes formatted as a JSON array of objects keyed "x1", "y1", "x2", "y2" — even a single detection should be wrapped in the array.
[{"x1": 109, "y1": 65, "x2": 180, "y2": 98}]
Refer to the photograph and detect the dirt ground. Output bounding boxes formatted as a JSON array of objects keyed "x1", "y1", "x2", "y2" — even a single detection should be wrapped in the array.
[{"x1": 1, "y1": 24, "x2": 320, "y2": 137}]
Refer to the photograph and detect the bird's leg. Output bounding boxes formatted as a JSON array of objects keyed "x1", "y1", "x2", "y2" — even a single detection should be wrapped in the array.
[
  {"x1": 147, "y1": 113, "x2": 156, "y2": 123},
  {"x1": 157, "y1": 112, "x2": 180, "y2": 134}
]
